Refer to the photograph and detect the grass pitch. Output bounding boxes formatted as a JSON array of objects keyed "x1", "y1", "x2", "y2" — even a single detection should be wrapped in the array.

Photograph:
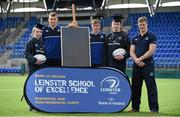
[{"x1": 0, "y1": 75, "x2": 180, "y2": 116}]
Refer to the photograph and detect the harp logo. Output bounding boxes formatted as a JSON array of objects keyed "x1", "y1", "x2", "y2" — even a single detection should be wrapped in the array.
[{"x1": 100, "y1": 76, "x2": 121, "y2": 94}]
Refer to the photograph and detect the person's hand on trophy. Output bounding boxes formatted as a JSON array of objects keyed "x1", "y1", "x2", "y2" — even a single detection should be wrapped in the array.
[{"x1": 68, "y1": 20, "x2": 78, "y2": 28}]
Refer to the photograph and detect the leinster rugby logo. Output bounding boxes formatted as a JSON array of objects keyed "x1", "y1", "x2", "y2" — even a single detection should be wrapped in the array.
[{"x1": 100, "y1": 76, "x2": 121, "y2": 94}]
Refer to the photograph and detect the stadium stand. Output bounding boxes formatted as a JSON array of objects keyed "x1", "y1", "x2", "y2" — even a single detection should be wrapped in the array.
[
  {"x1": 127, "y1": 12, "x2": 180, "y2": 69},
  {"x1": 0, "y1": 17, "x2": 36, "y2": 73},
  {"x1": 0, "y1": 12, "x2": 180, "y2": 73}
]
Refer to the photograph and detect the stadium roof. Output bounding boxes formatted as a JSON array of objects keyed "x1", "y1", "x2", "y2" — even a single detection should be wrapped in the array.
[{"x1": 0, "y1": 0, "x2": 180, "y2": 16}]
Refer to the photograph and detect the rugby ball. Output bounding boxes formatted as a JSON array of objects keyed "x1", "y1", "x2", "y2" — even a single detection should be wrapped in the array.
[
  {"x1": 112, "y1": 48, "x2": 126, "y2": 56},
  {"x1": 34, "y1": 54, "x2": 46, "y2": 64}
]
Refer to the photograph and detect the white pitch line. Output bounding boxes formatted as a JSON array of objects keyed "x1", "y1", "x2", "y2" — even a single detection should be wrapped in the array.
[{"x1": 157, "y1": 83, "x2": 180, "y2": 86}]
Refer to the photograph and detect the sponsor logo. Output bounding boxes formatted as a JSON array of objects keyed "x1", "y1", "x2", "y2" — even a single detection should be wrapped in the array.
[{"x1": 100, "y1": 76, "x2": 121, "y2": 94}]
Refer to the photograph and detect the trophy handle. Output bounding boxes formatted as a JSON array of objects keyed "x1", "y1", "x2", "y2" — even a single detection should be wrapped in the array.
[{"x1": 68, "y1": 4, "x2": 79, "y2": 28}]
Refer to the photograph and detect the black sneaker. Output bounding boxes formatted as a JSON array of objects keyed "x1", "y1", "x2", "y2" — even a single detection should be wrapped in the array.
[
  {"x1": 29, "y1": 107, "x2": 33, "y2": 111},
  {"x1": 150, "y1": 110, "x2": 158, "y2": 113},
  {"x1": 128, "y1": 108, "x2": 139, "y2": 112}
]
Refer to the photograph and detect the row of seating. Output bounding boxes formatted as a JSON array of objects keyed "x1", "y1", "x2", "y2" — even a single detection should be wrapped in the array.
[
  {"x1": 156, "y1": 49, "x2": 179, "y2": 53},
  {"x1": 154, "y1": 53, "x2": 180, "y2": 59},
  {"x1": 0, "y1": 17, "x2": 23, "y2": 31},
  {"x1": 127, "y1": 58, "x2": 180, "y2": 68},
  {"x1": 0, "y1": 67, "x2": 21, "y2": 73}
]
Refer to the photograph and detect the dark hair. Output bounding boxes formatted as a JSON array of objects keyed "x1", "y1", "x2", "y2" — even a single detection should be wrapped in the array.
[{"x1": 112, "y1": 15, "x2": 124, "y2": 23}]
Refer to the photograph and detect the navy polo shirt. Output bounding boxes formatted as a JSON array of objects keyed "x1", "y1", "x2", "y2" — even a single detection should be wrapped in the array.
[
  {"x1": 90, "y1": 32, "x2": 106, "y2": 64},
  {"x1": 42, "y1": 25, "x2": 61, "y2": 60},
  {"x1": 131, "y1": 31, "x2": 157, "y2": 61}
]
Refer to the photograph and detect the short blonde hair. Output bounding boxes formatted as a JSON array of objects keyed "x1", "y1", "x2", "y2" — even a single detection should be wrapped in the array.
[
  {"x1": 49, "y1": 12, "x2": 58, "y2": 17},
  {"x1": 91, "y1": 19, "x2": 100, "y2": 25},
  {"x1": 138, "y1": 16, "x2": 148, "y2": 23}
]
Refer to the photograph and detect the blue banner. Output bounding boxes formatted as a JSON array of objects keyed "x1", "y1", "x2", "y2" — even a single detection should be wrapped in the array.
[{"x1": 24, "y1": 67, "x2": 131, "y2": 113}]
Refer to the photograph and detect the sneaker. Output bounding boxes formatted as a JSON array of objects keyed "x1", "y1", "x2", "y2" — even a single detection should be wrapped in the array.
[
  {"x1": 29, "y1": 107, "x2": 33, "y2": 111},
  {"x1": 128, "y1": 108, "x2": 139, "y2": 112},
  {"x1": 151, "y1": 110, "x2": 158, "y2": 113}
]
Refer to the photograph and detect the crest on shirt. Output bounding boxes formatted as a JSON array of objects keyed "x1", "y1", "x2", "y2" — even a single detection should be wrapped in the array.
[
  {"x1": 150, "y1": 72, "x2": 154, "y2": 76},
  {"x1": 135, "y1": 38, "x2": 138, "y2": 41},
  {"x1": 101, "y1": 35, "x2": 104, "y2": 38},
  {"x1": 46, "y1": 30, "x2": 48, "y2": 32},
  {"x1": 35, "y1": 44, "x2": 38, "y2": 47},
  {"x1": 145, "y1": 37, "x2": 149, "y2": 40}
]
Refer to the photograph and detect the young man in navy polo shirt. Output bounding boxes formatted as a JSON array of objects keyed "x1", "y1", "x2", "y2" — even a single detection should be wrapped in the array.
[
  {"x1": 42, "y1": 12, "x2": 61, "y2": 67},
  {"x1": 129, "y1": 16, "x2": 159, "y2": 113},
  {"x1": 90, "y1": 18, "x2": 106, "y2": 67}
]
